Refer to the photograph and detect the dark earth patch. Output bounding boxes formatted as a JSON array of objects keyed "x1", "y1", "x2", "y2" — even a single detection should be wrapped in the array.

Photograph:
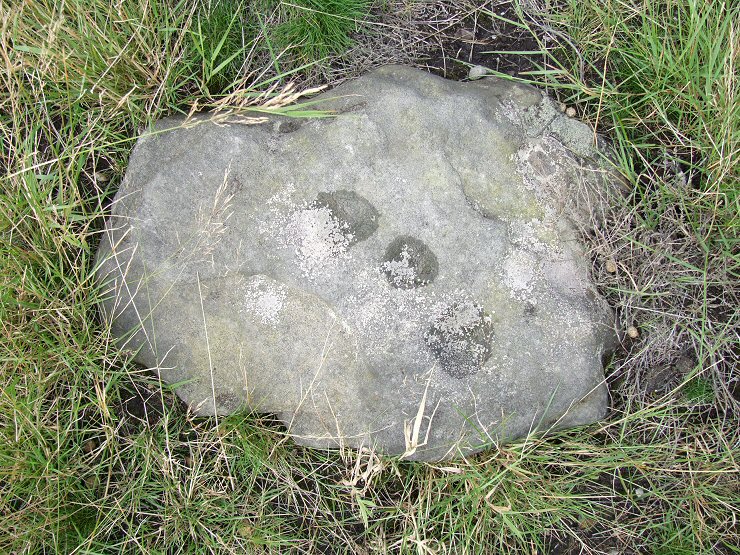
[
  {"x1": 115, "y1": 380, "x2": 166, "y2": 435},
  {"x1": 422, "y1": 3, "x2": 541, "y2": 80}
]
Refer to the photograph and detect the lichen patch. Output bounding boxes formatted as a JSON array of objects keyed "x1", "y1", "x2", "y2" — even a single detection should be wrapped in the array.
[
  {"x1": 287, "y1": 206, "x2": 353, "y2": 276},
  {"x1": 242, "y1": 276, "x2": 287, "y2": 326},
  {"x1": 504, "y1": 250, "x2": 539, "y2": 301}
]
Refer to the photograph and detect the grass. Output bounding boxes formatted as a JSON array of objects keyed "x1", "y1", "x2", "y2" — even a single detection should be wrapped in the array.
[
  {"x1": 189, "y1": 0, "x2": 373, "y2": 94},
  {"x1": 0, "y1": 0, "x2": 738, "y2": 553},
  {"x1": 274, "y1": 0, "x2": 373, "y2": 64}
]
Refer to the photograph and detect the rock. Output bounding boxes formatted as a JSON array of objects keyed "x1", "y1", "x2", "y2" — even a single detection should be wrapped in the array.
[
  {"x1": 96, "y1": 65, "x2": 619, "y2": 460},
  {"x1": 467, "y1": 65, "x2": 489, "y2": 80}
]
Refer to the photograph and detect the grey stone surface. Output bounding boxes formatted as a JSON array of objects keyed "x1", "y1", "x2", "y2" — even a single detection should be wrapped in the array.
[{"x1": 96, "y1": 65, "x2": 619, "y2": 460}]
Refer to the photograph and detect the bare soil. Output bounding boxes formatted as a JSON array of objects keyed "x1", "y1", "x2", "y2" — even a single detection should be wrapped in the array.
[{"x1": 421, "y1": 3, "x2": 541, "y2": 79}]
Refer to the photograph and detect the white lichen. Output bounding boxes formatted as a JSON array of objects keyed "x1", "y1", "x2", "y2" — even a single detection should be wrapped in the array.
[
  {"x1": 286, "y1": 206, "x2": 353, "y2": 276},
  {"x1": 381, "y1": 245, "x2": 418, "y2": 287},
  {"x1": 242, "y1": 276, "x2": 287, "y2": 326}
]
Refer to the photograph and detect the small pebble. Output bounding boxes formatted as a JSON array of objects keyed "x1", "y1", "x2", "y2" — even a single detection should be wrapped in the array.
[
  {"x1": 83, "y1": 439, "x2": 97, "y2": 453},
  {"x1": 94, "y1": 171, "x2": 110, "y2": 182},
  {"x1": 627, "y1": 325, "x2": 639, "y2": 338},
  {"x1": 239, "y1": 523, "x2": 254, "y2": 536},
  {"x1": 605, "y1": 259, "x2": 617, "y2": 273},
  {"x1": 565, "y1": 106, "x2": 576, "y2": 118},
  {"x1": 558, "y1": 102, "x2": 566, "y2": 113},
  {"x1": 635, "y1": 487, "x2": 646, "y2": 497},
  {"x1": 468, "y1": 65, "x2": 489, "y2": 80},
  {"x1": 455, "y1": 28, "x2": 475, "y2": 41}
]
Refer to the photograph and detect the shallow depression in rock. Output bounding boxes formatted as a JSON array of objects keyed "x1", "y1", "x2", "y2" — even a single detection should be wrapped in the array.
[
  {"x1": 312, "y1": 190, "x2": 379, "y2": 245},
  {"x1": 381, "y1": 236, "x2": 439, "y2": 289},
  {"x1": 425, "y1": 300, "x2": 494, "y2": 378}
]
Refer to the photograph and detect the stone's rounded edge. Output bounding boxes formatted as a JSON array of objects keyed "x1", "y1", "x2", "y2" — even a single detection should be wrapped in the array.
[
  {"x1": 276, "y1": 411, "x2": 345, "y2": 451},
  {"x1": 518, "y1": 93, "x2": 561, "y2": 140},
  {"x1": 589, "y1": 284, "x2": 620, "y2": 354},
  {"x1": 547, "y1": 111, "x2": 600, "y2": 159},
  {"x1": 299, "y1": 66, "x2": 420, "y2": 115},
  {"x1": 188, "y1": 389, "x2": 245, "y2": 417},
  {"x1": 372, "y1": 64, "x2": 544, "y2": 110},
  {"x1": 516, "y1": 93, "x2": 628, "y2": 228},
  {"x1": 370, "y1": 64, "x2": 450, "y2": 89},
  {"x1": 285, "y1": 406, "x2": 492, "y2": 463},
  {"x1": 148, "y1": 112, "x2": 189, "y2": 133},
  {"x1": 468, "y1": 74, "x2": 543, "y2": 112},
  {"x1": 550, "y1": 378, "x2": 610, "y2": 430},
  {"x1": 519, "y1": 92, "x2": 621, "y2": 192},
  {"x1": 92, "y1": 221, "x2": 117, "y2": 298},
  {"x1": 390, "y1": 363, "x2": 612, "y2": 461},
  {"x1": 92, "y1": 208, "x2": 157, "y2": 366},
  {"x1": 275, "y1": 119, "x2": 302, "y2": 134},
  {"x1": 513, "y1": 126, "x2": 625, "y2": 254},
  {"x1": 133, "y1": 113, "x2": 202, "y2": 162},
  {"x1": 554, "y1": 300, "x2": 617, "y2": 431},
  {"x1": 317, "y1": 64, "x2": 545, "y2": 122}
]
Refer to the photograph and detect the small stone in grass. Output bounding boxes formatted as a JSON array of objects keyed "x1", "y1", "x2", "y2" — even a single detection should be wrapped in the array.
[
  {"x1": 565, "y1": 106, "x2": 577, "y2": 118},
  {"x1": 454, "y1": 28, "x2": 476, "y2": 41},
  {"x1": 627, "y1": 325, "x2": 639, "y2": 338},
  {"x1": 83, "y1": 439, "x2": 97, "y2": 453},
  {"x1": 605, "y1": 259, "x2": 617, "y2": 273},
  {"x1": 558, "y1": 102, "x2": 566, "y2": 113},
  {"x1": 468, "y1": 65, "x2": 489, "y2": 80}
]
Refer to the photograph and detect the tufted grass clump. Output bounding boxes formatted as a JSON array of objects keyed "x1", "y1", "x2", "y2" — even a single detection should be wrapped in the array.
[
  {"x1": 189, "y1": 0, "x2": 263, "y2": 95},
  {"x1": 186, "y1": 0, "x2": 374, "y2": 95},
  {"x1": 273, "y1": 0, "x2": 373, "y2": 64}
]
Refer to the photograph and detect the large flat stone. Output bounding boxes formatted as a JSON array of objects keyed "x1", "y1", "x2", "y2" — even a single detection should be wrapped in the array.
[{"x1": 96, "y1": 65, "x2": 618, "y2": 460}]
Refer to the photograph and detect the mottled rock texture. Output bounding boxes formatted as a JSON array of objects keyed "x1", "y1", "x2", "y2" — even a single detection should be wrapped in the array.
[{"x1": 97, "y1": 65, "x2": 619, "y2": 460}]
